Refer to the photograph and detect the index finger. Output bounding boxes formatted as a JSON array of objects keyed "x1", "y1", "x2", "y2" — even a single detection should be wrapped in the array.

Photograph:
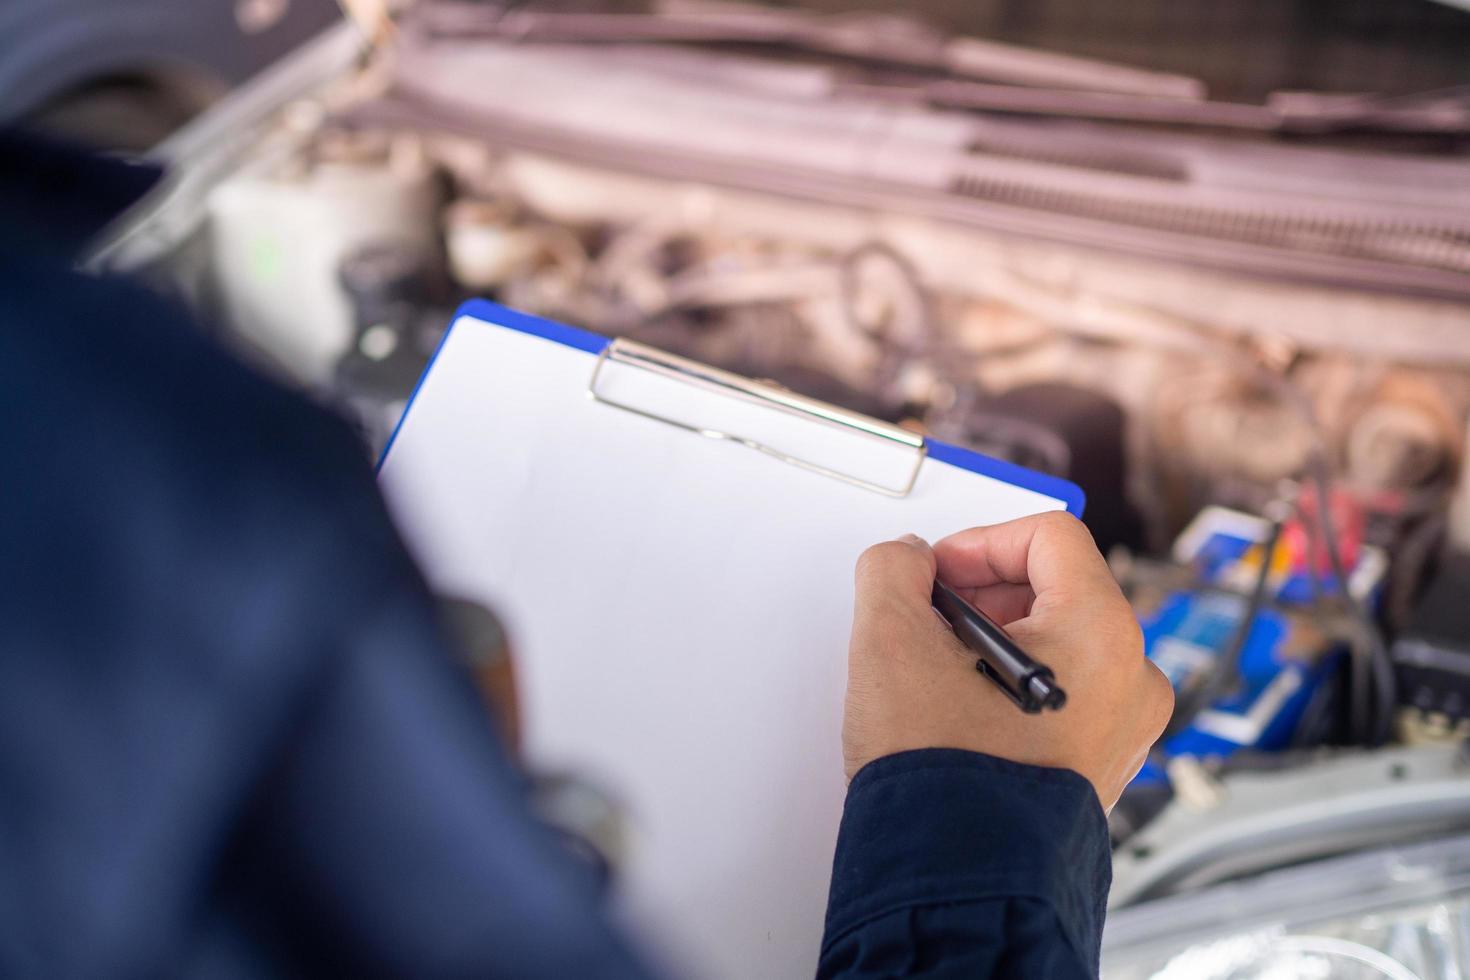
[
  {"x1": 853, "y1": 533, "x2": 937, "y2": 617},
  {"x1": 932, "y1": 511, "x2": 1112, "y2": 601}
]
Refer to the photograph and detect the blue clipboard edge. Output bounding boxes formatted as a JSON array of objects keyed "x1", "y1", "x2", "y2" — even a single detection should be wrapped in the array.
[{"x1": 378, "y1": 299, "x2": 1086, "y2": 518}]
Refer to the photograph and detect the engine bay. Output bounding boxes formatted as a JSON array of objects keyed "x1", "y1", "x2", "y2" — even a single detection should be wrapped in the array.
[{"x1": 100, "y1": 1, "x2": 1470, "y2": 931}]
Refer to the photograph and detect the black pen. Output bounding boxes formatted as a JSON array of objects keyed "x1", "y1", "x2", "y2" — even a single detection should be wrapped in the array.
[{"x1": 931, "y1": 580, "x2": 1068, "y2": 714}]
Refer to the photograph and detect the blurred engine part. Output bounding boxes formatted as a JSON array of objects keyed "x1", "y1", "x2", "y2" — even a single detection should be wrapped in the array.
[
  {"x1": 334, "y1": 238, "x2": 453, "y2": 440},
  {"x1": 1452, "y1": 421, "x2": 1470, "y2": 555},
  {"x1": 207, "y1": 132, "x2": 441, "y2": 381},
  {"x1": 443, "y1": 198, "x2": 545, "y2": 291},
  {"x1": 1393, "y1": 550, "x2": 1470, "y2": 721},
  {"x1": 1105, "y1": 825, "x2": 1470, "y2": 979},
  {"x1": 438, "y1": 595, "x2": 518, "y2": 749},
  {"x1": 931, "y1": 382, "x2": 1144, "y2": 553},
  {"x1": 0, "y1": 0, "x2": 342, "y2": 151},
  {"x1": 439, "y1": 595, "x2": 627, "y2": 887},
  {"x1": 1108, "y1": 742, "x2": 1470, "y2": 909},
  {"x1": 1347, "y1": 377, "x2": 1462, "y2": 495}
]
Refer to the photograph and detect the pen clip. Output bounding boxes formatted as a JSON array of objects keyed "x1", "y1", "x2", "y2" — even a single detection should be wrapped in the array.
[{"x1": 976, "y1": 660, "x2": 1033, "y2": 712}]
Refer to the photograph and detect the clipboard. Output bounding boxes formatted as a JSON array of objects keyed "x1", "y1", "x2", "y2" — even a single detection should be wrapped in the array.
[{"x1": 377, "y1": 300, "x2": 1084, "y2": 979}]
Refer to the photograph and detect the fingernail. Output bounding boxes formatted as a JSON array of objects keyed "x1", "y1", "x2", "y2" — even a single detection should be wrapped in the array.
[{"x1": 898, "y1": 533, "x2": 928, "y2": 546}]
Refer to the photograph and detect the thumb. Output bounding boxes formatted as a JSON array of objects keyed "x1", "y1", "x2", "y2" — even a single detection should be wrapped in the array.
[{"x1": 854, "y1": 534, "x2": 937, "y2": 614}]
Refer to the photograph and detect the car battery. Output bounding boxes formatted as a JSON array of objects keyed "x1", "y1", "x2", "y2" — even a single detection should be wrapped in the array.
[{"x1": 1128, "y1": 506, "x2": 1387, "y2": 787}]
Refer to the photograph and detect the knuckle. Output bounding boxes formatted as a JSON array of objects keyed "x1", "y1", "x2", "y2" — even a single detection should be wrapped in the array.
[
  {"x1": 1030, "y1": 511, "x2": 1079, "y2": 546},
  {"x1": 1036, "y1": 511, "x2": 1108, "y2": 570},
  {"x1": 1145, "y1": 664, "x2": 1176, "y2": 728},
  {"x1": 855, "y1": 541, "x2": 906, "y2": 581},
  {"x1": 1040, "y1": 509, "x2": 1093, "y2": 543},
  {"x1": 1117, "y1": 609, "x2": 1146, "y2": 653}
]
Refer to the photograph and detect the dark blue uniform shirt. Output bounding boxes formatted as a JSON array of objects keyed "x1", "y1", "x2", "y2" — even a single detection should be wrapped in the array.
[{"x1": 0, "y1": 135, "x2": 1110, "y2": 978}]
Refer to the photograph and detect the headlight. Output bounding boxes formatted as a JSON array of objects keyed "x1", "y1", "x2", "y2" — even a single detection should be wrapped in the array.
[{"x1": 1104, "y1": 833, "x2": 1470, "y2": 980}]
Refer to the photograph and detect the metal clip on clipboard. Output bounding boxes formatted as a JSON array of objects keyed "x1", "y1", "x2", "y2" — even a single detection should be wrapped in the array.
[{"x1": 587, "y1": 339, "x2": 927, "y2": 498}]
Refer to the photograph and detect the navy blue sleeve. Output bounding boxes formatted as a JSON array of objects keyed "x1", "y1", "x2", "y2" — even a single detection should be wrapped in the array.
[{"x1": 819, "y1": 750, "x2": 1111, "y2": 979}]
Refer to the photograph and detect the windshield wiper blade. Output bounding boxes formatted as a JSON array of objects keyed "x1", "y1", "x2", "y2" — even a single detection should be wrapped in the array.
[
  {"x1": 1266, "y1": 87, "x2": 1470, "y2": 135},
  {"x1": 850, "y1": 78, "x2": 1470, "y2": 136},
  {"x1": 415, "y1": 0, "x2": 1205, "y2": 99}
]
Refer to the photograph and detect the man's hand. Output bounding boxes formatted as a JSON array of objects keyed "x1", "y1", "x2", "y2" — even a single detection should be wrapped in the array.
[{"x1": 844, "y1": 512, "x2": 1173, "y2": 812}]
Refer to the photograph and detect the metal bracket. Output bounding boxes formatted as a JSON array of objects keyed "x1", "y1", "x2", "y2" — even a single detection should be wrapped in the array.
[{"x1": 588, "y1": 338, "x2": 927, "y2": 498}]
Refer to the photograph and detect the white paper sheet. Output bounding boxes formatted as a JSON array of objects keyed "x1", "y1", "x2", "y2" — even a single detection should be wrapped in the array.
[{"x1": 378, "y1": 310, "x2": 1072, "y2": 979}]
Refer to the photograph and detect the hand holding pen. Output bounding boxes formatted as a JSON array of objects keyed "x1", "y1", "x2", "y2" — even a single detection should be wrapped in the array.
[{"x1": 843, "y1": 512, "x2": 1174, "y2": 812}]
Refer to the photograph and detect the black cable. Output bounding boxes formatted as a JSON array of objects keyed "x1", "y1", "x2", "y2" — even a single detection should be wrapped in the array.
[
  {"x1": 1160, "y1": 512, "x2": 1285, "y2": 743},
  {"x1": 1306, "y1": 453, "x2": 1397, "y2": 746},
  {"x1": 1288, "y1": 668, "x2": 1338, "y2": 748}
]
